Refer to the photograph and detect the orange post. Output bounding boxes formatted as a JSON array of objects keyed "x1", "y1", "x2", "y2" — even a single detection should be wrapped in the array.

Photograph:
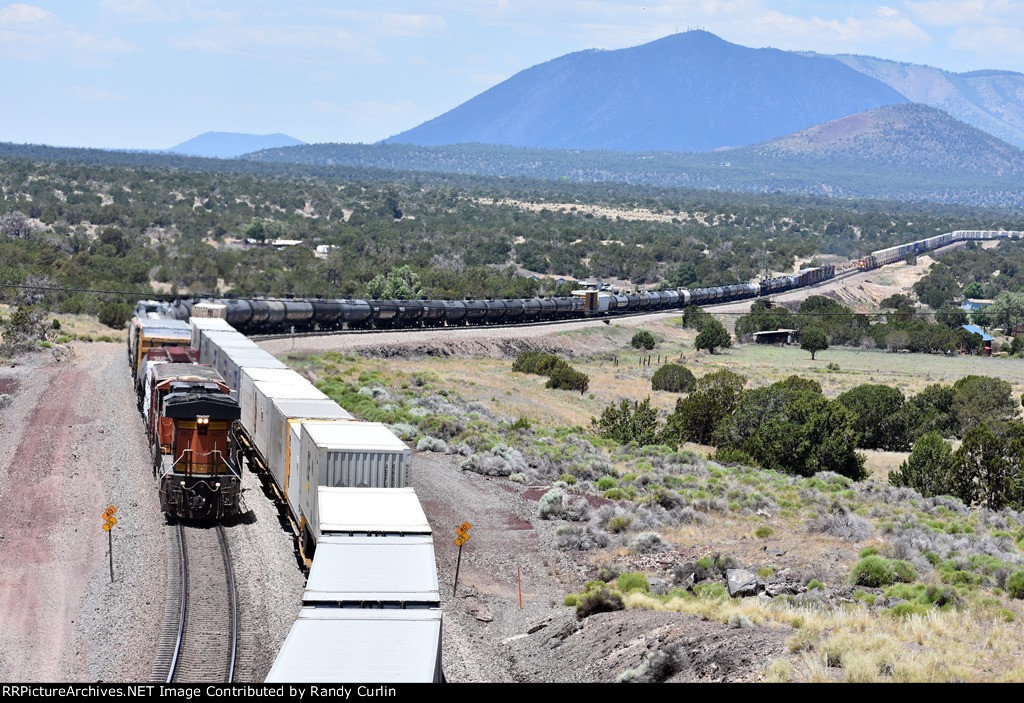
[{"x1": 518, "y1": 566, "x2": 522, "y2": 609}]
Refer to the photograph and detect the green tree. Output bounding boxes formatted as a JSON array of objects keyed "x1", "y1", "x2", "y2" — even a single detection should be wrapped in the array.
[
  {"x1": 936, "y1": 304, "x2": 968, "y2": 329},
  {"x1": 694, "y1": 318, "x2": 731, "y2": 354},
  {"x1": 682, "y1": 305, "x2": 710, "y2": 330},
  {"x1": 718, "y1": 387, "x2": 865, "y2": 479},
  {"x1": 908, "y1": 384, "x2": 958, "y2": 438},
  {"x1": 594, "y1": 398, "x2": 661, "y2": 445},
  {"x1": 962, "y1": 282, "x2": 985, "y2": 299},
  {"x1": 651, "y1": 364, "x2": 696, "y2": 393},
  {"x1": 837, "y1": 384, "x2": 911, "y2": 450},
  {"x1": 951, "y1": 423, "x2": 1016, "y2": 509},
  {"x1": 889, "y1": 432, "x2": 956, "y2": 497},
  {"x1": 661, "y1": 369, "x2": 746, "y2": 446},
  {"x1": 913, "y1": 264, "x2": 960, "y2": 309},
  {"x1": 951, "y1": 375, "x2": 1017, "y2": 436},
  {"x1": 986, "y1": 291, "x2": 1024, "y2": 332},
  {"x1": 800, "y1": 326, "x2": 828, "y2": 360},
  {"x1": 365, "y1": 265, "x2": 424, "y2": 299},
  {"x1": 631, "y1": 330, "x2": 656, "y2": 350}
]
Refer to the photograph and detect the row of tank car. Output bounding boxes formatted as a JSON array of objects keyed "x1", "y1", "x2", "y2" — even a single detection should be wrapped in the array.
[
  {"x1": 190, "y1": 317, "x2": 443, "y2": 683},
  {"x1": 150, "y1": 263, "x2": 837, "y2": 335},
  {"x1": 145, "y1": 229, "x2": 1024, "y2": 336}
]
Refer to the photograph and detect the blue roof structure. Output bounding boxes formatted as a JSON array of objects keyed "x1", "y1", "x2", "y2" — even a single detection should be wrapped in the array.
[{"x1": 962, "y1": 324, "x2": 994, "y2": 342}]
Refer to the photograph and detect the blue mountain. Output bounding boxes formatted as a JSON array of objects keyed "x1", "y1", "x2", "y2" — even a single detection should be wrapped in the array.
[
  {"x1": 386, "y1": 31, "x2": 908, "y2": 152},
  {"x1": 168, "y1": 132, "x2": 304, "y2": 159}
]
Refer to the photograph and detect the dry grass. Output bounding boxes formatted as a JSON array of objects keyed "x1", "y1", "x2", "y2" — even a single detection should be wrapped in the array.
[{"x1": 622, "y1": 591, "x2": 1024, "y2": 682}]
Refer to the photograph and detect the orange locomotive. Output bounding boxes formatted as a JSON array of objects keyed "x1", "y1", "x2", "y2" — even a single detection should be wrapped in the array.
[{"x1": 142, "y1": 358, "x2": 243, "y2": 520}]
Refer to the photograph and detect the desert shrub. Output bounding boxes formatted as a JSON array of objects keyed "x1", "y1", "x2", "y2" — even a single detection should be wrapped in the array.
[
  {"x1": 806, "y1": 579, "x2": 825, "y2": 591},
  {"x1": 556, "y1": 525, "x2": 610, "y2": 551},
  {"x1": 631, "y1": 330, "x2": 656, "y2": 350},
  {"x1": 617, "y1": 571, "x2": 650, "y2": 593},
  {"x1": 97, "y1": 301, "x2": 132, "y2": 329},
  {"x1": 418, "y1": 414, "x2": 465, "y2": 440},
  {"x1": 1007, "y1": 570, "x2": 1024, "y2": 599},
  {"x1": 538, "y1": 487, "x2": 566, "y2": 519},
  {"x1": 617, "y1": 644, "x2": 684, "y2": 683},
  {"x1": 415, "y1": 436, "x2": 448, "y2": 453},
  {"x1": 754, "y1": 526, "x2": 774, "y2": 539},
  {"x1": 850, "y1": 555, "x2": 917, "y2": 587},
  {"x1": 596, "y1": 476, "x2": 618, "y2": 491},
  {"x1": 0, "y1": 394, "x2": 11, "y2": 410},
  {"x1": 710, "y1": 448, "x2": 756, "y2": 466},
  {"x1": 651, "y1": 364, "x2": 695, "y2": 393},
  {"x1": 606, "y1": 515, "x2": 632, "y2": 533},
  {"x1": 460, "y1": 443, "x2": 527, "y2": 476},
  {"x1": 510, "y1": 417, "x2": 531, "y2": 431},
  {"x1": 595, "y1": 397, "x2": 661, "y2": 445},
  {"x1": 509, "y1": 472, "x2": 526, "y2": 483},
  {"x1": 887, "y1": 602, "x2": 929, "y2": 618},
  {"x1": 512, "y1": 350, "x2": 568, "y2": 375},
  {"x1": 545, "y1": 366, "x2": 589, "y2": 393},
  {"x1": 576, "y1": 587, "x2": 625, "y2": 619},
  {"x1": 603, "y1": 488, "x2": 627, "y2": 500},
  {"x1": 631, "y1": 531, "x2": 670, "y2": 553},
  {"x1": 694, "y1": 582, "x2": 728, "y2": 599},
  {"x1": 728, "y1": 613, "x2": 754, "y2": 629},
  {"x1": 808, "y1": 506, "x2": 873, "y2": 541}
]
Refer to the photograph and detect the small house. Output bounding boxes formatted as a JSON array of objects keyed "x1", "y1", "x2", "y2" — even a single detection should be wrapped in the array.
[{"x1": 961, "y1": 324, "x2": 994, "y2": 356}]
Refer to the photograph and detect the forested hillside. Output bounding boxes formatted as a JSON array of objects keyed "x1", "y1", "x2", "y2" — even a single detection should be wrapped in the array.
[{"x1": 0, "y1": 148, "x2": 1018, "y2": 327}]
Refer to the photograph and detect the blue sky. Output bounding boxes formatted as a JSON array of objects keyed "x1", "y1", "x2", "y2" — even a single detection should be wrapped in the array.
[{"x1": 2, "y1": 1, "x2": 1022, "y2": 149}]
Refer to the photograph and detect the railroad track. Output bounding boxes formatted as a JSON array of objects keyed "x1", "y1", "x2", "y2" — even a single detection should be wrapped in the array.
[{"x1": 151, "y1": 523, "x2": 238, "y2": 683}]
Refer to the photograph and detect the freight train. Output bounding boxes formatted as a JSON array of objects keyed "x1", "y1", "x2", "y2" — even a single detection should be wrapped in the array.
[
  {"x1": 129, "y1": 314, "x2": 443, "y2": 682},
  {"x1": 135, "y1": 336, "x2": 244, "y2": 520},
  {"x1": 147, "y1": 263, "x2": 835, "y2": 335},
  {"x1": 142, "y1": 230, "x2": 1022, "y2": 337}
]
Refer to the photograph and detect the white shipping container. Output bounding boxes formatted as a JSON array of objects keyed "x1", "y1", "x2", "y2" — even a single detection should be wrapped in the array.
[
  {"x1": 188, "y1": 316, "x2": 234, "y2": 348},
  {"x1": 195, "y1": 328, "x2": 253, "y2": 366},
  {"x1": 217, "y1": 348, "x2": 287, "y2": 397},
  {"x1": 265, "y1": 608, "x2": 443, "y2": 683},
  {"x1": 250, "y1": 401, "x2": 353, "y2": 514},
  {"x1": 302, "y1": 534, "x2": 439, "y2": 604},
  {"x1": 301, "y1": 420, "x2": 410, "y2": 485},
  {"x1": 238, "y1": 368, "x2": 322, "y2": 438}
]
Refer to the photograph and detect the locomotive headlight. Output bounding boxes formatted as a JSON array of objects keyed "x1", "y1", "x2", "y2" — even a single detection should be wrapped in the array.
[{"x1": 197, "y1": 415, "x2": 209, "y2": 425}]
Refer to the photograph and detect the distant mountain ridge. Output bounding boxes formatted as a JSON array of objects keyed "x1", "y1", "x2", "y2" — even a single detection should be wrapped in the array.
[
  {"x1": 816, "y1": 53, "x2": 1024, "y2": 149},
  {"x1": 745, "y1": 103, "x2": 1024, "y2": 176},
  {"x1": 168, "y1": 131, "x2": 304, "y2": 159},
  {"x1": 386, "y1": 31, "x2": 907, "y2": 152}
]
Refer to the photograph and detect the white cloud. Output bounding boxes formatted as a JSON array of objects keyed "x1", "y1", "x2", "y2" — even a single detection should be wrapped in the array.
[
  {"x1": 903, "y1": 0, "x2": 1024, "y2": 26},
  {"x1": 0, "y1": 3, "x2": 52, "y2": 24},
  {"x1": 950, "y1": 24, "x2": 1024, "y2": 62},
  {"x1": 68, "y1": 85, "x2": 130, "y2": 103},
  {"x1": 64, "y1": 29, "x2": 136, "y2": 53},
  {"x1": 99, "y1": 0, "x2": 177, "y2": 20},
  {"x1": 379, "y1": 13, "x2": 446, "y2": 36}
]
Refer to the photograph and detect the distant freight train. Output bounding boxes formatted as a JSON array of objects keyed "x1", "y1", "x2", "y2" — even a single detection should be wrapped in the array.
[{"x1": 138, "y1": 229, "x2": 1021, "y2": 336}]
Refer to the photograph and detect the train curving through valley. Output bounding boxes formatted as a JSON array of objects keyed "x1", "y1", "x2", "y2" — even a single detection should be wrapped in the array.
[{"x1": 142, "y1": 229, "x2": 1023, "y2": 337}]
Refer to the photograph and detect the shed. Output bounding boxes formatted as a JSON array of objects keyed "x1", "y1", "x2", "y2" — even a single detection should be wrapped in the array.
[
  {"x1": 751, "y1": 328, "x2": 797, "y2": 345},
  {"x1": 961, "y1": 324, "x2": 994, "y2": 356}
]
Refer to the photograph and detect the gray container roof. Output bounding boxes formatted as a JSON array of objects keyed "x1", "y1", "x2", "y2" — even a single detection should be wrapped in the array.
[
  {"x1": 318, "y1": 487, "x2": 430, "y2": 534},
  {"x1": 265, "y1": 608, "x2": 441, "y2": 683},
  {"x1": 303, "y1": 421, "x2": 408, "y2": 452},
  {"x1": 304, "y1": 535, "x2": 439, "y2": 604},
  {"x1": 272, "y1": 399, "x2": 353, "y2": 421}
]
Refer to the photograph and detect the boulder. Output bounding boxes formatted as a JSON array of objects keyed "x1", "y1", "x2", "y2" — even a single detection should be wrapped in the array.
[{"x1": 725, "y1": 569, "x2": 759, "y2": 597}]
